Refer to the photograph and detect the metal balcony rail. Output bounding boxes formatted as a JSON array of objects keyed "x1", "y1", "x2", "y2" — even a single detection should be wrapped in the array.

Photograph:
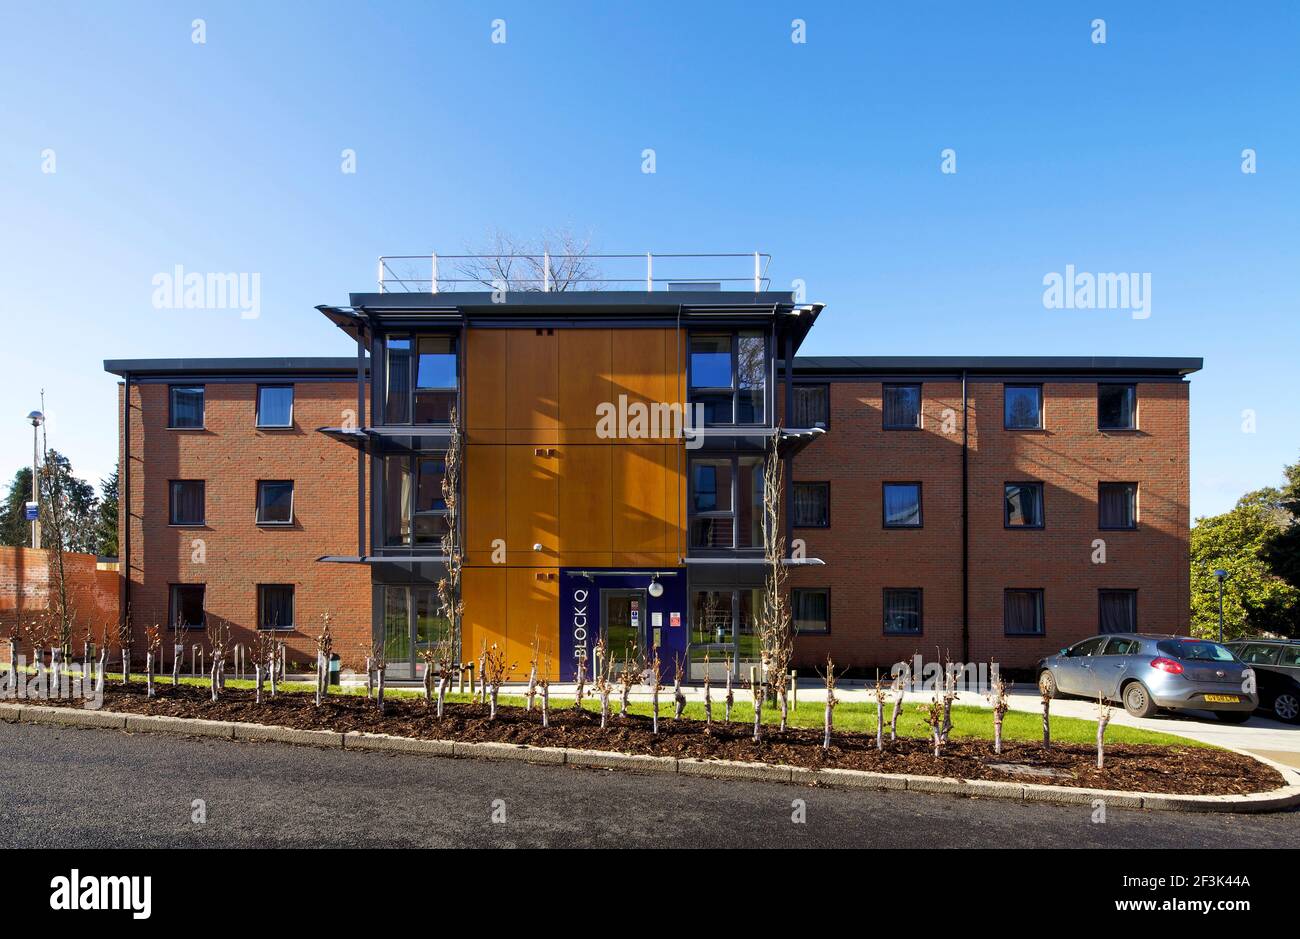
[{"x1": 377, "y1": 252, "x2": 772, "y2": 294}]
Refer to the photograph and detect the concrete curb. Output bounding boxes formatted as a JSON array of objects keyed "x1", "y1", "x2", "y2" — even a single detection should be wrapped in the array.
[{"x1": 4, "y1": 702, "x2": 1298, "y2": 814}]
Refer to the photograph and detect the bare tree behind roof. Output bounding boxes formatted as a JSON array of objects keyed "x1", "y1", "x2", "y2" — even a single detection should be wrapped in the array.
[{"x1": 455, "y1": 228, "x2": 601, "y2": 292}]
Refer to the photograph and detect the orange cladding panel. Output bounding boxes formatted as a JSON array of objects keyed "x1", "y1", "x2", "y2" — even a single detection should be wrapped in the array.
[
  {"x1": 464, "y1": 329, "x2": 506, "y2": 443},
  {"x1": 506, "y1": 329, "x2": 558, "y2": 443}
]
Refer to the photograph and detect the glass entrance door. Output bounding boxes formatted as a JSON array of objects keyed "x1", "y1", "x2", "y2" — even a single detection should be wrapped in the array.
[
  {"x1": 382, "y1": 586, "x2": 454, "y2": 681},
  {"x1": 601, "y1": 589, "x2": 648, "y2": 668}
]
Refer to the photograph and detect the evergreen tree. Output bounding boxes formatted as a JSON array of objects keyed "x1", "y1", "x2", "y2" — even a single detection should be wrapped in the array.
[
  {"x1": 0, "y1": 467, "x2": 35, "y2": 547},
  {"x1": 96, "y1": 465, "x2": 119, "y2": 557}
]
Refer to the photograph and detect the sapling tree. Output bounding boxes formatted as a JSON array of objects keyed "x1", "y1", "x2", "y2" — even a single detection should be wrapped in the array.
[
  {"x1": 985, "y1": 665, "x2": 1012, "y2": 755},
  {"x1": 252, "y1": 631, "x2": 277, "y2": 704},
  {"x1": 1040, "y1": 685, "x2": 1052, "y2": 750},
  {"x1": 702, "y1": 652, "x2": 713, "y2": 730},
  {"x1": 749, "y1": 670, "x2": 764, "y2": 744},
  {"x1": 1095, "y1": 694, "x2": 1113, "y2": 770},
  {"x1": 371, "y1": 640, "x2": 389, "y2": 714},
  {"x1": 116, "y1": 610, "x2": 133, "y2": 685},
  {"x1": 822, "y1": 656, "x2": 839, "y2": 751},
  {"x1": 482, "y1": 642, "x2": 514, "y2": 720},
  {"x1": 919, "y1": 690, "x2": 945, "y2": 758},
  {"x1": 648, "y1": 647, "x2": 663, "y2": 734},
  {"x1": 872, "y1": 678, "x2": 887, "y2": 751},
  {"x1": 205, "y1": 621, "x2": 230, "y2": 702},
  {"x1": 314, "y1": 613, "x2": 334, "y2": 707},
  {"x1": 889, "y1": 669, "x2": 906, "y2": 741},
  {"x1": 672, "y1": 654, "x2": 686, "y2": 721},
  {"x1": 525, "y1": 637, "x2": 539, "y2": 712},
  {"x1": 5, "y1": 621, "x2": 21, "y2": 678},
  {"x1": 477, "y1": 640, "x2": 489, "y2": 707},
  {"x1": 434, "y1": 408, "x2": 465, "y2": 712},
  {"x1": 418, "y1": 646, "x2": 437, "y2": 707},
  {"x1": 939, "y1": 656, "x2": 959, "y2": 747},
  {"x1": 539, "y1": 652, "x2": 552, "y2": 728},
  {"x1": 573, "y1": 653, "x2": 587, "y2": 711},
  {"x1": 617, "y1": 643, "x2": 639, "y2": 717},
  {"x1": 758, "y1": 434, "x2": 794, "y2": 731},
  {"x1": 724, "y1": 653, "x2": 735, "y2": 723},
  {"x1": 144, "y1": 624, "x2": 161, "y2": 698},
  {"x1": 593, "y1": 638, "x2": 613, "y2": 729}
]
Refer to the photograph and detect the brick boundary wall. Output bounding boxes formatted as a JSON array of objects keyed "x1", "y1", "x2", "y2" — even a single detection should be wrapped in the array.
[{"x1": 0, "y1": 546, "x2": 119, "y2": 661}]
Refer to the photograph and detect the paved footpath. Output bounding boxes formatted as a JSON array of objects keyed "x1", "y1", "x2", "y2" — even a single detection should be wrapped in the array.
[{"x1": 2, "y1": 721, "x2": 1298, "y2": 848}]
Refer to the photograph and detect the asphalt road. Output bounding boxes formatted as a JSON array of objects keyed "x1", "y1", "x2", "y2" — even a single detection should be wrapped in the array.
[{"x1": 3, "y1": 722, "x2": 1299, "y2": 848}]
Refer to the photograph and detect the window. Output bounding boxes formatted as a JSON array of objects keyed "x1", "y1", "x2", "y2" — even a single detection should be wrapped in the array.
[
  {"x1": 883, "y1": 383, "x2": 922, "y2": 430},
  {"x1": 168, "y1": 480, "x2": 205, "y2": 526},
  {"x1": 688, "y1": 331, "x2": 767, "y2": 425},
  {"x1": 384, "y1": 333, "x2": 458, "y2": 425},
  {"x1": 883, "y1": 482, "x2": 922, "y2": 528},
  {"x1": 1004, "y1": 482, "x2": 1044, "y2": 528},
  {"x1": 258, "y1": 584, "x2": 295, "y2": 630},
  {"x1": 1103, "y1": 637, "x2": 1139, "y2": 655},
  {"x1": 1069, "y1": 637, "x2": 1107, "y2": 657},
  {"x1": 168, "y1": 385, "x2": 204, "y2": 429},
  {"x1": 384, "y1": 455, "x2": 449, "y2": 547},
  {"x1": 256, "y1": 480, "x2": 294, "y2": 524},
  {"x1": 1098, "y1": 384, "x2": 1137, "y2": 430},
  {"x1": 1236, "y1": 643, "x2": 1280, "y2": 666},
  {"x1": 791, "y1": 384, "x2": 828, "y2": 427},
  {"x1": 168, "y1": 584, "x2": 205, "y2": 630},
  {"x1": 1099, "y1": 482, "x2": 1138, "y2": 529},
  {"x1": 883, "y1": 588, "x2": 922, "y2": 635},
  {"x1": 1280, "y1": 646, "x2": 1300, "y2": 667},
  {"x1": 792, "y1": 482, "x2": 829, "y2": 528},
  {"x1": 1004, "y1": 384, "x2": 1043, "y2": 430},
  {"x1": 689, "y1": 588, "x2": 761, "y2": 664},
  {"x1": 1099, "y1": 589, "x2": 1137, "y2": 633},
  {"x1": 256, "y1": 385, "x2": 294, "y2": 428},
  {"x1": 793, "y1": 588, "x2": 830, "y2": 634},
  {"x1": 1004, "y1": 588, "x2": 1045, "y2": 635},
  {"x1": 689, "y1": 456, "x2": 763, "y2": 549}
]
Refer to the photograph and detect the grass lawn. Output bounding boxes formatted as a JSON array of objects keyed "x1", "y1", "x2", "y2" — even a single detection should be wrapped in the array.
[{"x1": 41, "y1": 668, "x2": 1204, "y2": 748}]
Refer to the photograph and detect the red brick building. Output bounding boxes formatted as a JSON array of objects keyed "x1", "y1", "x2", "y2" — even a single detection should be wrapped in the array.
[{"x1": 106, "y1": 284, "x2": 1199, "y2": 678}]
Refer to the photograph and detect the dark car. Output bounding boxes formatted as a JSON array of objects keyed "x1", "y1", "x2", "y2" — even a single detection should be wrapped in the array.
[{"x1": 1223, "y1": 639, "x2": 1300, "y2": 723}]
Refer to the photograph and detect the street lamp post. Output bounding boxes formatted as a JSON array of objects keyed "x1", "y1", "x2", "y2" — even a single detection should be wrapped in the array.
[
  {"x1": 1213, "y1": 568, "x2": 1229, "y2": 643},
  {"x1": 26, "y1": 410, "x2": 44, "y2": 550}
]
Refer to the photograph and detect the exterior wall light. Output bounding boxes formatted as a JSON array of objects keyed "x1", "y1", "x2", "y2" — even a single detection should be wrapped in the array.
[{"x1": 648, "y1": 575, "x2": 664, "y2": 598}]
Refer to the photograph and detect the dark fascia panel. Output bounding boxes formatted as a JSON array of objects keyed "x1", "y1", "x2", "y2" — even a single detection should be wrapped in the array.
[
  {"x1": 786, "y1": 355, "x2": 1203, "y2": 378},
  {"x1": 347, "y1": 289, "x2": 796, "y2": 313},
  {"x1": 105, "y1": 357, "x2": 368, "y2": 379}
]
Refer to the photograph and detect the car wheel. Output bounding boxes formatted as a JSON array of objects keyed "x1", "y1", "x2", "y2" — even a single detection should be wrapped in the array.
[
  {"x1": 1038, "y1": 670, "x2": 1057, "y2": 699},
  {"x1": 1215, "y1": 710, "x2": 1251, "y2": 724},
  {"x1": 1123, "y1": 682, "x2": 1157, "y2": 718},
  {"x1": 1272, "y1": 692, "x2": 1300, "y2": 723}
]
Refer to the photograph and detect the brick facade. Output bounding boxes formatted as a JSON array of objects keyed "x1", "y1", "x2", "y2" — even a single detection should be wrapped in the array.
[
  {"x1": 120, "y1": 380, "x2": 371, "y2": 669},
  {"x1": 787, "y1": 379, "x2": 1190, "y2": 673}
]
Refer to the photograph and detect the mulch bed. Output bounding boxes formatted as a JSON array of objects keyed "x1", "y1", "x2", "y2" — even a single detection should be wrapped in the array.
[{"x1": 30, "y1": 683, "x2": 1285, "y2": 796}]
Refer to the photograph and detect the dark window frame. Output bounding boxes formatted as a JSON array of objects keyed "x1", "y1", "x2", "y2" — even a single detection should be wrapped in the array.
[
  {"x1": 882, "y1": 481, "x2": 923, "y2": 529},
  {"x1": 687, "y1": 330, "x2": 769, "y2": 427},
  {"x1": 168, "y1": 479, "x2": 205, "y2": 526},
  {"x1": 256, "y1": 384, "x2": 295, "y2": 429},
  {"x1": 1003, "y1": 481, "x2": 1045, "y2": 529},
  {"x1": 1098, "y1": 589, "x2": 1138, "y2": 634},
  {"x1": 1098, "y1": 383, "x2": 1138, "y2": 431},
  {"x1": 688, "y1": 453, "x2": 765, "y2": 551},
  {"x1": 792, "y1": 587, "x2": 831, "y2": 635},
  {"x1": 1098, "y1": 481, "x2": 1139, "y2": 530},
  {"x1": 882, "y1": 382, "x2": 923, "y2": 431},
  {"x1": 1003, "y1": 588, "x2": 1046, "y2": 637},
  {"x1": 790, "y1": 383, "x2": 829, "y2": 429},
  {"x1": 792, "y1": 481, "x2": 830, "y2": 528},
  {"x1": 255, "y1": 479, "x2": 295, "y2": 526},
  {"x1": 883, "y1": 587, "x2": 923, "y2": 636},
  {"x1": 381, "y1": 331, "x2": 459, "y2": 427},
  {"x1": 167, "y1": 583, "x2": 206, "y2": 631},
  {"x1": 257, "y1": 583, "x2": 296, "y2": 631},
  {"x1": 167, "y1": 384, "x2": 205, "y2": 430},
  {"x1": 1003, "y1": 383, "x2": 1044, "y2": 431},
  {"x1": 381, "y1": 452, "x2": 450, "y2": 548}
]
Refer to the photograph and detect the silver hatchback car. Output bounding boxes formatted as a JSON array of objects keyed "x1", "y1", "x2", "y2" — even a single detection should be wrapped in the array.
[{"x1": 1037, "y1": 633, "x2": 1257, "y2": 722}]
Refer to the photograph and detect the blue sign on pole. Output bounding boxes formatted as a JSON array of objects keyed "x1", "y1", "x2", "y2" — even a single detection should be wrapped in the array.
[{"x1": 24, "y1": 501, "x2": 38, "y2": 521}]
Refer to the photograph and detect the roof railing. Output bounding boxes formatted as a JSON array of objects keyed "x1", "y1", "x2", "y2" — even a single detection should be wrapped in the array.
[{"x1": 377, "y1": 252, "x2": 771, "y2": 294}]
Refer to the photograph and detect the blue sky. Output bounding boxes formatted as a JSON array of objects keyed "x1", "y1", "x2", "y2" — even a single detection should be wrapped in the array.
[{"x1": 1, "y1": 0, "x2": 1296, "y2": 518}]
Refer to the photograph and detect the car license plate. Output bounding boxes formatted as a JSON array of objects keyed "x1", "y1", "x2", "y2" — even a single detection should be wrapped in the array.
[{"x1": 1204, "y1": 694, "x2": 1240, "y2": 704}]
